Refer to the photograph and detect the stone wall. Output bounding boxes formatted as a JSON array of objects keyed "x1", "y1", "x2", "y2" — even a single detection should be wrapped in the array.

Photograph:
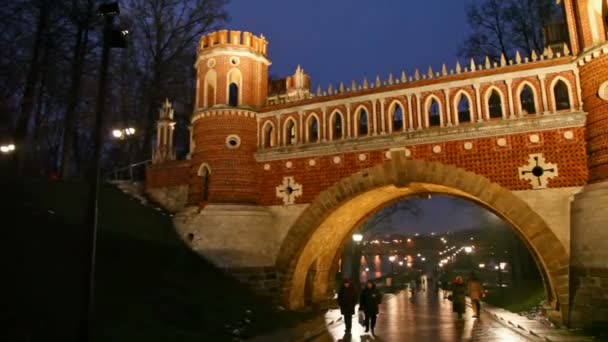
[{"x1": 146, "y1": 185, "x2": 189, "y2": 213}]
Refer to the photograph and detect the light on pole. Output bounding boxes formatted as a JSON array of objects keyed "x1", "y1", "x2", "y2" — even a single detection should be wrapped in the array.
[
  {"x1": 81, "y1": 3, "x2": 128, "y2": 341},
  {"x1": 0, "y1": 144, "x2": 16, "y2": 154},
  {"x1": 351, "y1": 233, "x2": 363, "y2": 290}
]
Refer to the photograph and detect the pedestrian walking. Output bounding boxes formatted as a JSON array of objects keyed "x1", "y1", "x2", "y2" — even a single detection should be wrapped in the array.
[
  {"x1": 359, "y1": 280, "x2": 382, "y2": 335},
  {"x1": 467, "y1": 273, "x2": 484, "y2": 318},
  {"x1": 451, "y1": 276, "x2": 466, "y2": 319},
  {"x1": 337, "y1": 278, "x2": 358, "y2": 335}
]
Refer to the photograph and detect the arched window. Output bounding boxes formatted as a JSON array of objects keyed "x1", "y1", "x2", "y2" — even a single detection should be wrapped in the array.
[
  {"x1": 332, "y1": 112, "x2": 343, "y2": 140},
  {"x1": 228, "y1": 83, "x2": 238, "y2": 107},
  {"x1": 285, "y1": 119, "x2": 296, "y2": 145},
  {"x1": 553, "y1": 80, "x2": 571, "y2": 111},
  {"x1": 308, "y1": 116, "x2": 319, "y2": 143},
  {"x1": 428, "y1": 98, "x2": 441, "y2": 127},
  {"x1": 392, "y1": 103, "x2": 404, "y2": 131},
  {"x1": 457, "y1": 95, "x2": 471, "y2": 123},
  {"x1": 358, "y1": 109, "x2": 369, "y2": 136},
  {"x1": 488, "y1": 90, "x2": 503, "y2": 119},
  {"x1": 198, "y1": 164, "x2": 211, "y2": 202},
  {"x1": 263, "y1": 123, "x2": 276, "y2": 148},
  {"x1": 520, "y1": 85, "x2": 536, "y2": 114},
  {"x1": 204, "y1": 70, "x2": 217, "y2": 108}
]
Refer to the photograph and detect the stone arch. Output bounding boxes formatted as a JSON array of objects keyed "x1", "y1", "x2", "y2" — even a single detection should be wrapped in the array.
[
  {"x1": 452, "y1": 90, "x2": 474, "y2": 125},
  {"x1": 276, "y1": 155, "x2": 569, "y2": 324},
  {"x1": 204, "y1": 69, "x2": 217, "y2": 108},
  {"x1": 484, "y1": 86, "x2": 506, "y2": 120},
  {"x1": 305, "y1": 113, "x2": 320, "y2": 143},
  {"x1": 197, "y1": 163, "x2": 212, "y2": 201},
  {"x1": 387, "y1": 100, "x2": 405, "y2": 133},
  {"x1": 353, "y1": 105, "x2": 370, "y2": 138},
  {"x1": 226, "y1": 68, "x2": 243, "y2": 106},
  {"x1": 550, "y1": 76, "x2": 574, "y2": 112},
  {"x1": 329, "y1": 110, "x2": 344, "y2": 141},
  {"x1": 262, "y1": 121, "x2": 276, "y2": 148},
  {"x1": 516, "y1": 81, "x2": 539, "y2": 115},
  {"x1": 283, "y1": 117, "x2": 298, "y2": 146},
  {"x1": 587, "y1": 0, "x2": 608, "y2": 44},
  {"x1": 424, "y1": 94, "x2": 443, "y2": 127}
]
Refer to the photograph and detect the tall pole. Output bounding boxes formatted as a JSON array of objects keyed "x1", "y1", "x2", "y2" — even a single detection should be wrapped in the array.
[{"x1": 79, "y1": 13, "x2": 114, "y2": 342}]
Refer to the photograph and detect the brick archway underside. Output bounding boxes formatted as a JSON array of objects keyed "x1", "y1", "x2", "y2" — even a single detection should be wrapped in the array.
[{"x1": 275, "y1": 153, "x2": 570, "y2": 322}]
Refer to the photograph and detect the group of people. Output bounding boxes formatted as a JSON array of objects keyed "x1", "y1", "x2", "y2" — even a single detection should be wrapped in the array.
[
  {"x1": 337, "y1": 279, "x2": 382, "y2": 336},
  {"x1": 446, "y1": 273, "x2": 485, "y2": 319},
  {"x1": 336, "y1": 273, "x2": 485, "y2": 335}
]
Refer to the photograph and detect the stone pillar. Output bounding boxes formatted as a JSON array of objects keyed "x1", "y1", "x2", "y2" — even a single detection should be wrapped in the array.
[
  {"x1": 570, "y1": 181, "x2": 608, "y2": 328},
  {"x1": 539, "y1": 74, "x2": 549, "y2": 114}
]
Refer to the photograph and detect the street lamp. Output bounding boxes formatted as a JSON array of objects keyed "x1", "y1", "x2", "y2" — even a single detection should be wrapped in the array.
[
  {"x1": 81, "y1": 3, "x2": 128, "y2": 341},
  {"x1": 464, "y1": 246, "x2": 473, "y2": 254},
  {"x1": 0, "y1": 144, "x2": 15, "y2": 154},
  {"x1": 389, "y1": 255, "x2": 396, "y2": 290},
  {"x1": 351, "y1": 233, "x2": 364, "y2": 289},
  {"x1": 352, "y1": 233, "x2": 363, "y2": 243}
]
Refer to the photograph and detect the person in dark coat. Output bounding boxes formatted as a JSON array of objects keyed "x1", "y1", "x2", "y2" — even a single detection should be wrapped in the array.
[
  {"x1": 337, "y1": 278, "x2": 358, "y2": 334},
  {"x1": 359, "y1": 280, "x2": 382, "y2": 334},
  {"x1": 451, "y1": 276, "x2": 466, "y2": 319},
  {"x1": 467, "y1": 273, "x2": 484, "y2": 318}
]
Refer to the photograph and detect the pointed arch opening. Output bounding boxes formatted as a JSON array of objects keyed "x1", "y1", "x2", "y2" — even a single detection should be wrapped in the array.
[
  {"x1": 197, "y1": 163, "x2": 211, "y2": 202},
  {"x1": 307, "y1": 115, "x2": 319, "y2": 143},
  {"x1": 553, "y1": 79, "x2": 572, "y2": 111},
  {"x1": 488, "y1": 89, "x2": 504, "y2": 119},
  {"x1": 330, "y1": 111, "x2": 344, "y2": 141},
  {"x1": 263, "y1": 122, "x2": 276, "y2": 148},
  {"x1": 390, "y1": 102, "x2": 404, "y2": 132},
  {"x1": 454, "y1": 91, "x2": 472, "y2": 124},
  {"x1": 284, "y1": 118, "x2": 297, "y2": 146},
  {"x1": 427, "y1": 97, "x2": 441, "y2": 127},
  {"x1": 356, "y1": 107, "x2": 369, "y2": 137},
  {"x1": 227, "y1": 68, "x2": 242, "y2": 107},
  {"x1": 519, "y1": 83, "x2": 537, "y2": 115}
]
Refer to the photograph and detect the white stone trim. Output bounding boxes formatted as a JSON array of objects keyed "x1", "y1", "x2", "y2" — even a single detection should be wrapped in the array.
[
  {"x1": 518, "y1": 153, "x2": 558, "y2": 189},
  {"x1": 195, "y1": 47, "x2": 272, "y2": 68},
  {"x1": 305, "y1": 112, "x2": 321, "y2": 143},
  {"x1": 452, "y1": 90, "x2": 474, "y2": 125},
  {"x1": 255, "y1": 112, "x2": 586, "y2": 162},
  {"x1": 197, "y1": 162, "x2": 212, "y2": 176},
  {"x1": 257, "y1": 62, "x2": 578, "y2": 118},
  {"x1": 515, "y1": 81, "x2": 540, "y2": 115},
  {"x1": 484, "y1": 85, "x2": 507, "y2": 120},
  {"x1": 261, "y1": 120, "x2": 276, "y2": 148},
  {"x1": 226, "y1": 68, "x2": 243, "y2": 106},
  {"x1": 549, "y1": 76, "x2": 575, "y2": 113},
  {"x1": 424, "y1": 94, "x2": 443, "y2": 127}
]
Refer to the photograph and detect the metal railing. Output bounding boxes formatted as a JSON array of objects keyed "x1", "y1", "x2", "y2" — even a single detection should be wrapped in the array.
[{"x1": 108, "y1": 159, "x2": 151, "y2": 181}]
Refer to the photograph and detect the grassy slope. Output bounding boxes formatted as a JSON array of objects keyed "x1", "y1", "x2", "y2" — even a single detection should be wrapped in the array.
[{"x1": 2, "y1": 179, "x2": 305, "y2": 342}]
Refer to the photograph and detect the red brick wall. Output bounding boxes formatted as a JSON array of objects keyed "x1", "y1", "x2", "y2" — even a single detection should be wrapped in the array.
[
  {"x1": 580, "y1": 53, "x2": 608, "y2": 182},
  {"x1": 257, "y1": 128, "x2": 588, "y2": 206},
  {"x1": 190, "y1": 112, "x2": 259, "y2": 204},
  {"x1": 146, "y1": 160, "x2": 191, "y2": 189}
]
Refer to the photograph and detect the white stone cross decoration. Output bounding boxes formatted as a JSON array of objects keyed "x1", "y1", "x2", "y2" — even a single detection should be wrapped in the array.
[
  {"x1": 276, "y1": 176, "x2": 302, "y2": 205},
  {"x1": 518, "y1": 153, "x2": 558, "y2": 189}
]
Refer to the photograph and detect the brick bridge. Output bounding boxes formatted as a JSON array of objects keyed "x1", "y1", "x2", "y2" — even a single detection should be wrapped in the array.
[{"x1": 145, "y1": 0, "x2": 608, "y2": 329}]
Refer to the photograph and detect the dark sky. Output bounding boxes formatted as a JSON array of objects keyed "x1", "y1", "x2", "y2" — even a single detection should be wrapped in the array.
[
  {"x1": 227, "y1": 1, "x2": 494, "y2": 234},
  {"x1": 226, "y1": 0, "x2": 470, "y2": 89}
]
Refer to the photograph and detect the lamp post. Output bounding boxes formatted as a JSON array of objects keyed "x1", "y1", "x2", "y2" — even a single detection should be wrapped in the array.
[
  {"x1": 111, "y1": 127, "x2": 137, "y2": 180},
  {"x1": 0, "y1": 143, "x2": 16, "y2": 154},
  {"x1": 81, "y1": 3, "x2": 127, "y2": 341},
  {"x1": 389, "y1": 255, "x2": 396, "y2": 291},
  {"x1": 464, "y1": 246, "x2": 473, "y2": 272}
]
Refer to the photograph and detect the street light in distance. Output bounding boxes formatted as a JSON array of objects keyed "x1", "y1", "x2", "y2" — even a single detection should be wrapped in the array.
[
  {"x1": 0, "y1": 143, "x2": 15, "y2": 154},
  {"x1": 352, "y1": 233, "x2": 363, "y2": 243}
]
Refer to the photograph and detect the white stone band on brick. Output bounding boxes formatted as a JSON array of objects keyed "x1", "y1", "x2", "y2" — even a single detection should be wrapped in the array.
[
  {"x1": 358, "y1": 153, "x2": 367, "y2": 161},
  {"x1": 285, "y1": 161, "x2": 293, "y2": 168},
  {"x1": 275, "y1": 176, "x2": 302, "y2": 205},
  {"x1": 497, "y1": 138, "x2": 507, "y2": 147},
  {"x1": 464, "y1": 142, "x2": 473, "y2": 150},
  {"x1": 433, "y1": 145, "x2": 442, "y2": 154},
  {"x1": 308, "y1": 159, "x2": 316, "y2": 166},
  {"x1": 333, "y1": 156, "x2": 341, "y2": 164},
  {"x1": 263, "y1": 163, "x2": 271, "y2": 170},
  {"x1": 563, "y1": 131, "x2": 574, "y2": 140}
]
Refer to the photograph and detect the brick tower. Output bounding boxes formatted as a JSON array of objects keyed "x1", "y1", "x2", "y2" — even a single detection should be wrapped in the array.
[
  {"x1": 189, "y1": 30, "x2": 270, "y2": 205},
  {"x1": 562, "y1": 0, "x2": 608, "y2": 328}
]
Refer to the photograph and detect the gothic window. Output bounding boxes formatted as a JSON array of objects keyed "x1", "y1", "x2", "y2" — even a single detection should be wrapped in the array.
[
  {"x1": 332, "y1": 112, "x2": 343, "y2": 140},
  {"x1": 488, "y1": 90, "x2": 503, "y2": 119},
  {"x1": 228, "y1": 83, "x2": 238, "y2": 107},
  {"x1": 520, "y1": 85, "x2": 536, "y2": 114},
  {"x1": 263, "y1": 123, "x2": 276, "y2": 148},
  {"x1": 392, "y1": 103, "x2": 404, "y2": 131},
  {"x1": 285, "y1": 119, "x2": 296, "y2": 145},
  {"x1": 204, "y1": 69, "x2": 217, "y2": 108},
  {"x1": 457, "y1": 95, "x2": 471, "y2": 123},
  {"x1": 428, "y1": 98, "x2": 441, "y2": 127},
  {"x1": 553, "y1": 80, "x2": 571, "y2": 111},
  {"x1": 358, "y1": 109, "x2": 369, "y2": 136},
  {"x1": 308, "y1": 116, "x2": 319, "y2": 143}
]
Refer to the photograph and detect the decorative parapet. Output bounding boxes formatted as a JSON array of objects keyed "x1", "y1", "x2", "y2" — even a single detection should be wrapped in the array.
[{"x1": 198, "y1": 29, "x2": 268, "y2": 57}]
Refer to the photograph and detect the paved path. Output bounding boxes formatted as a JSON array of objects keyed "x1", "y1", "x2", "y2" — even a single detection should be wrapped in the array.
[{"x1": 311, "y1": 290, "x2": 533, "y2": 342}]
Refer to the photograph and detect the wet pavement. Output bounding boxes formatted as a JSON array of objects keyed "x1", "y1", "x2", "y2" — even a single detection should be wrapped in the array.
[{"x1": 311, "y1": 289, "x2": 532, "y2": 342}]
